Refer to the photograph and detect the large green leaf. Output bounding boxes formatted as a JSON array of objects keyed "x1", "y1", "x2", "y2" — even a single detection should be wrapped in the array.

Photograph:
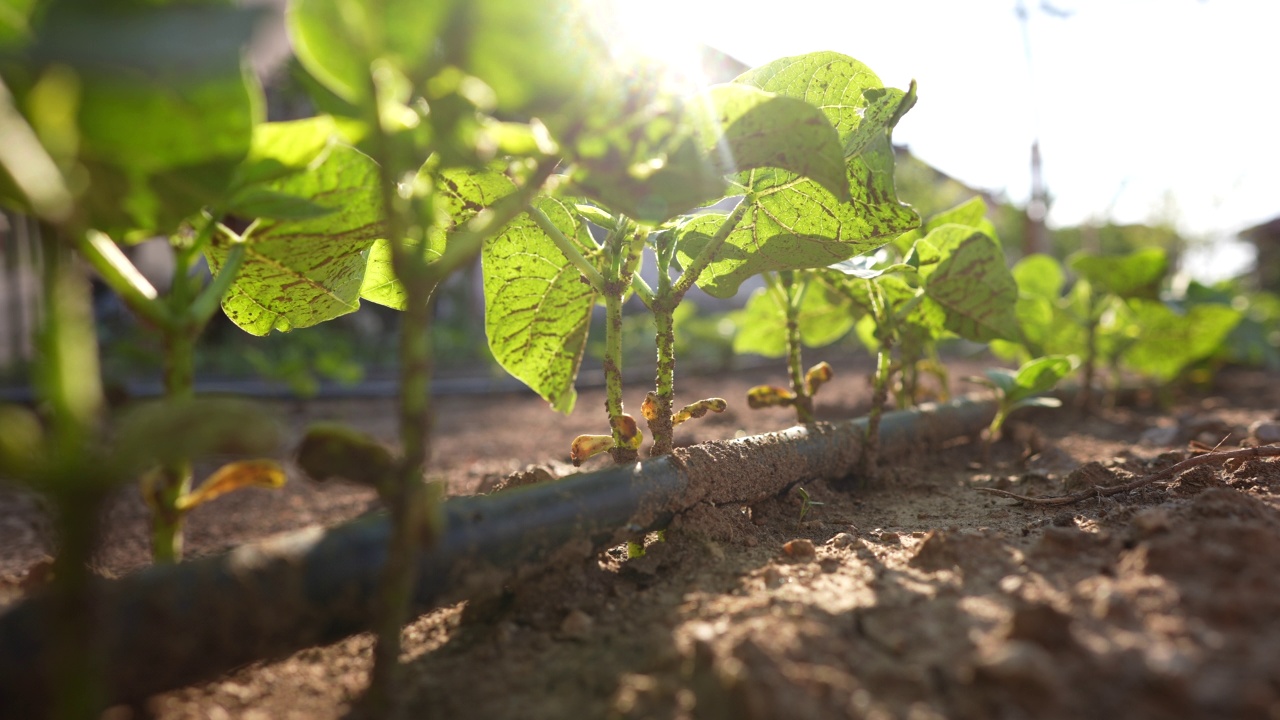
[
  {"x1": 11, "y1": 2, "x2": 263, "y2": 238},
  {"x1": 287, "y1": 0, "x2": 456, "y2": 102},
  {"x1": 1121, "y1": 300, "x2": 1241, "y2": 381},
  {"x1": 206, "y1": 142, "x2": 383, "y2": 335},
  {"x1": 482, "y1": 197, "x2": 599, "y2": 414},
  {"x1": 703, "y1": 83, "x2": 849, "y2": 203},
  {"x1": 361, "y1": 163, "x2": 517, "y2": 309},
  {"x1": 921, "y1": 232, "x2": 1019, "y2": 342},
  {"x1": 1069, "y1": 247, "x2": 1168, "y2": 299},
  {"x1": 731, "y1": 279, "x2": 855, "y2": 358},
  {"x1": 675, "y1": 52, "x2": 918, "y2": 297}
]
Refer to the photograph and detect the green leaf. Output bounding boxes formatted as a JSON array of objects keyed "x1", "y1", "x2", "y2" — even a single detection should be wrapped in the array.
[
  {"x1": 287, "y1": 0, "x2": 456, "y2": 102},
  {"x1": 1009, "y1": 354, "x2": 1075, "y2": 400},
  {"x1": 565, "y1": 86, "x2": 727, "y2": 223},
  {"x1": 704, "y1": 83, "x2": 849, "y2": 202},
  {"x1": 981, "y1": 367, "x2": 1019, "y2": 395},
  {"x1": 224, "y1": 187, "x2": 337, "y2": 221},
  {"x1": 361, "y1": 163, "x2": 517, "y2": 309},
  {"x1": 15, "y1": 3, "x2": 263, "y2": 237},
  {"x1": 229, "y1": 116, "x2": 337, "y2": 190},
  {"x1": 448, "y1": 0, "x2": 593, "y2": 115},
  {"x1": 1069, "y1": 247, "x2": 1168, "y2": 299},
  {"x1": 891, "y1": 196, "x2": 997, "y2": 256},
  {"x1": 676, "y1": 52, "x2": 918, "y2": 297},
  {"x1": 1007, "y1": 396, "x2": 1063, "y2": 412},
  {"x1": 206, "y1": 142, "x2": 383, "y2": 335},
  {"x1": 734, "y1": 52, "x2": 903, "y2": 154},
  {"x1": 1121, "y1": 300, "x2": 1241, "y2": 381},
  {"x1": 921, "y1": 232, "x2": 1019, "y2": 342},
  {"x1": 0, "y1": 0, "x2": 36, "y2": 47},
  {"x1": 1013, "y1": 253, "x2": 1065, "y2": 300},
  {"x1": 482, "y1": 197, "x2": 599, "y2": 414},
  {"x1": 732, "y1": 280, "x2": 855, "y2": 358}
]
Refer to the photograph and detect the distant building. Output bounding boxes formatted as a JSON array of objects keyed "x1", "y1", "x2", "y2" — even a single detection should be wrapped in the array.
[{"x1": 1240, "y1": 216, "x2": 1280, "y2": 293}]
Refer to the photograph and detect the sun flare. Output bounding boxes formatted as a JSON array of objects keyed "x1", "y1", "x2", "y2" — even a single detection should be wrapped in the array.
[{"x1": 591, "y1": 0, "x2": 711, "y2": 92}]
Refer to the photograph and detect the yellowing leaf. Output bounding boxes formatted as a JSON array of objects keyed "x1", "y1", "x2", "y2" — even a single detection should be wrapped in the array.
[{"x1": 176, "y1": 459, "x2": 286, "y2": 512}]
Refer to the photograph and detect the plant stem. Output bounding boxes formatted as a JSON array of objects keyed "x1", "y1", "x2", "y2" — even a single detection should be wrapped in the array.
[
  {"x1": 863, "y1": 282, "x2": 894, "y2": 480},
  {"x1": 39, "y1": 225, "x2": 107, "y2": 720},
  {"x1": 528, "y1": 203, "x2": 606, "y2": 292},
  {"x1": 647, "y1": 191, "x2": 745, "y2": 453},
  {"x1": 648, "y1": 232, "x2": 677, "y2": 455},
  {"x1": 864, "y1": 336, "x2": 893, "y2": 480},
  {"x1": 1079, "y1": 293, "x2": 1099, "y2": 414},
  {"x1": 603, "y1": 223, "x2": 645, "y2": 464},
  {"x1": 75, "y1": 230, "x2": 170, "y2": 327},
  {"x1": 670, "y1": 198, "x2": 748, "y2": 298},
  {"x1": 778, "y1": 272, "x2": 815, "y2": 424},
  {"x1": 149, "y1": 244, "x2": 199, "y2": 563}
]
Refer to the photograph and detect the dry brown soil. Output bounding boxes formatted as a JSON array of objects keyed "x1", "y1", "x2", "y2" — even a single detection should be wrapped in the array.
[{"x1": 3, "y1": 359, "x2": 1280, "y2": 719}]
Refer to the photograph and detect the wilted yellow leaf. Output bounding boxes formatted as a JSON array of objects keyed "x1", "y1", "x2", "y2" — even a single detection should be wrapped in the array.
[{"x1": 176, "y1": 459, "x2": 286, "y2": 511}]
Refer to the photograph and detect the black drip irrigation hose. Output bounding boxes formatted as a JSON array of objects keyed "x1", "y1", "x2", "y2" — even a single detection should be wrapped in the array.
[{"x1": 0, "y1": 397, "x2": 995, "y2": 717}]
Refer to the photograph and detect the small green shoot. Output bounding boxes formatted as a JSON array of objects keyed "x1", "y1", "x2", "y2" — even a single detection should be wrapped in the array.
[
  {"x1": 797, "y1": 486, "x2": 824, "y2": 523},
  {"x1": 974, "y1": 355, "x2": 1076, "y2": 459}
]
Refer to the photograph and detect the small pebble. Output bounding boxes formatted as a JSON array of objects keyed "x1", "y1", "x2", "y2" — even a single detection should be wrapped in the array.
[
  {"x1": 826, "y1": 532, "x2": 856, "y2": 549},
  {"x1": 763, "y1": 566, "x2": 786, "y2": 588},
  {"x1": 559, "y1": 609, "x2": 594, "y2": 640},
  {"x1": 878, "y1": 531, "x2": 900, "y2": 543},
  {"x1": 782, "y1": 538, "x2": 816, "y2": 559},
  {"x1": 1249, "y1": 420, "x2": 1280, "y2": 445}
]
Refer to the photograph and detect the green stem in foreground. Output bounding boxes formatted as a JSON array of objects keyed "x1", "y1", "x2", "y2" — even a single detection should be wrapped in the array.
[
  {"x1": 39, "y1": 225, "x2": 108, "y2": 720},
  {"x1": 359, "y1": 68, "x2": 432, "y2": 717}
]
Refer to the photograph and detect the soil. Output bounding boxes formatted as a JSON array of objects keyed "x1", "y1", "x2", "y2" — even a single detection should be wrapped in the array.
[{"x1": 3, "y1": 358, "x2": 1280, "y2": 720}]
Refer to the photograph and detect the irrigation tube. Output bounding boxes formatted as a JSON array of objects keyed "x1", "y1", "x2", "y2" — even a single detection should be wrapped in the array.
[{"x1": 0, "y1": 397, "x2": 995, "y2": 716}]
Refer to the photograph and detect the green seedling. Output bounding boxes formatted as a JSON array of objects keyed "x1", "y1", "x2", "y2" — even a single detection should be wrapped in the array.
[
  {"x1": 797, "y1": 486, "x2": 824, "y2": 523},
  {"x1": 973, "y1": 355, "x2": 1076, "y2": 460},
  {"x1": 818, "y1": 198, "x2": 1020, "y2": 478},
  {"x1": 993, "y1": 249, "x2": 1241, "y2": 411}
]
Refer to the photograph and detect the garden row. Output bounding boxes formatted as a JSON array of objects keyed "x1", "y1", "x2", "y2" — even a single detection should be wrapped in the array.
[{"x1": 0, "y1": 1, "x2": 1266, "y2": 717}]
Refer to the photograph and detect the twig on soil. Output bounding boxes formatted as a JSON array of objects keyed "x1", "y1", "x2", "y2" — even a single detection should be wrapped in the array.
[{"x1": 975, "y1": 444, "x2": 1280, "y2": 507}]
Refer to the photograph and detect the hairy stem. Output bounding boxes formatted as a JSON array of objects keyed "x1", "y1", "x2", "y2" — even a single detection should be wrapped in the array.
[
  {"x1": 647, "y1": 231, "x2": 677, "y2": 455},
  {"x1": 780, "y1": 273, "x2": 814, "y2": 424},
  {"x1": 603, "y1": 224, "x2": 645, "y2": 464}
]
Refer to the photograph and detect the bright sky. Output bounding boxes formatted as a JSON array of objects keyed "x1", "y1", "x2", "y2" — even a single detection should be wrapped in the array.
[{"x1": 637, "y1": 0, "x2": 1277, "y2": 251}]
